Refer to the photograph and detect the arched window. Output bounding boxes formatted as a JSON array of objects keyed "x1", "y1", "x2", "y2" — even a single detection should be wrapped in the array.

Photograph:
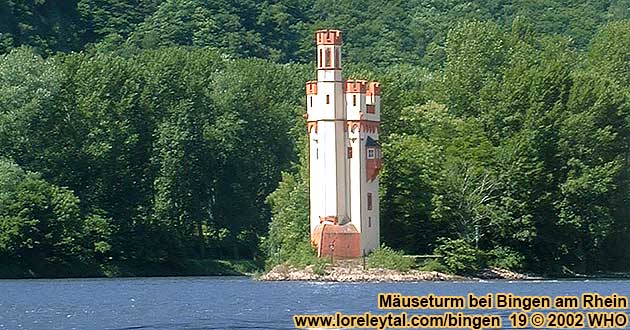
[
  {"x1": 319, "y1": 49, "x2": 322, "y2": 67},
  {"x1": 335, "y1": 48, "x2": 340, "y2": 68},
  {"x1": 325, "y1": 48, "x2": 331, "y2": 67}
]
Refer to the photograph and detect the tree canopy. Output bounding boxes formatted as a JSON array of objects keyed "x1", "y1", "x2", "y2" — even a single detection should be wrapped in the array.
[{"x1": 1, "y1": 1, "x2": 629, "y2": 276}]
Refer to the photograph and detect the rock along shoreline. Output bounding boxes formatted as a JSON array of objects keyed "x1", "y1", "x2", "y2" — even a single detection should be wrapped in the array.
[{"x1": 257, "y1": 263, "x2": 532, "y2": 282}]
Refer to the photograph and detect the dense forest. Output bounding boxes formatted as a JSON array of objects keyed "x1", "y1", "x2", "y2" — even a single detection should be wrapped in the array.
[{"x1": 1, "y1": 0, "x2": 629, "y2": 276}]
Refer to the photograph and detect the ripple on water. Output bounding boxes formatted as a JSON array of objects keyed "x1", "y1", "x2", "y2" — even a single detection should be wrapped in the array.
[{"x1": 0, "y1": 277, "x2": 629, "y2": 329}]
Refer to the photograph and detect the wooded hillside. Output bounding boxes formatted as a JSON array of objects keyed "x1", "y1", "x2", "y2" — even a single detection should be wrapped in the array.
[{"x1": 1, "y1": 0, "x2": 629, "y2": 276}]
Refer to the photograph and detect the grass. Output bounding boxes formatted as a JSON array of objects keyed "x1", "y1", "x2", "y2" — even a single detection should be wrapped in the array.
[
  {"x1": 418, "y1": 258, "x2": 450, "y2": 273},
  {"x1": 367, "y1": 245, "x2": 415, "y2": 271}
]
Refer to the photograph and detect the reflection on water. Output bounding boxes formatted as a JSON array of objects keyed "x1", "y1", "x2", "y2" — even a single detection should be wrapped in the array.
[{"x1": 0, "y1": 277, "x2": 628, "y2": 329}]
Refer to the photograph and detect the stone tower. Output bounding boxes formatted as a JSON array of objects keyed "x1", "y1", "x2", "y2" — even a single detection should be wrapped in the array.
[{"x1": 306, "y1": 29, "x2": 382, "y2": 258}]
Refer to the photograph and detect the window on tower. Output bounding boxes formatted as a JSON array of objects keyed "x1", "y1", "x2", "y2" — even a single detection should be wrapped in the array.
[
  {"x1": 347, "y1": 147, "x2": 352, "y2": 158},
  {"x1": 335, "y1": 48, "x2": 340, "y2": 67},
  {"x1": 368, "y1": 216, "x2": 372, "y2": 227},
  {"x1": 326, "y1": 95, "x2": 330, "y2": 104},
  {"x1": 367, "y1": 148, "x2": 375, "y2": 159},
  {"x1": 325, "y1": 48, "x2": 332, "y2": 67},
  {"x1": 319, "y1": 49, "x2": 322, "y2": 67},
  {"x1": 367, "y1": 193, "x2": 373, "y2": 211},
  {"x1": 353, "y1": 95, "x2": 356, "y2": 106}
]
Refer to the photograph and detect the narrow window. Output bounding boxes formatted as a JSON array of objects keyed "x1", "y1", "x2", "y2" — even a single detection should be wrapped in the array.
[
  {"x1": 326, "y1": 95, "x2": 330, "y2": 104},
  {"x1": 316, "y1": 148, "x2": 318, "y2": 159},
  {"x1": 367, "y1": 148, "x2": 375, "y2": 159},
  {"x1": 353, "y1": 95, "x2": 356, "y2": 106},
  {"x1": 347, "y1": 147, "x2": 352, "y2": 158},
  {"x1": 367, "y1": 193, "x2": 373, "y2": 211},
  {"x1": 319, "y1": 49, "x2": 322, "y2": 67},
  {"x1": 325, "y1": 48, "x2": 331, "y2": 67},
  {"x1": 368, "y1": 216, "x2": 372, "y2": 227},
  {"x1": 310, "y1": 96, "x2": 312, "y2": 107},
  {"x1": 335, "y1": 48, "x2": 340, "y2": 67}
]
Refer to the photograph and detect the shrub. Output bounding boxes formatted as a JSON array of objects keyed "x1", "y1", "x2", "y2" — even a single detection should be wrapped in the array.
[
  {"x1": 368, "y1": 245, "x2": 414, "y2": 271},
  {"x1": 433, "y1": 238, "x2": 484, "y2": 274},
  {"x1": 418, "y1": 258, "x2": 450, "y2": 273},
  {"x1": 285, "y1": 239, "x2": 328, "y2": 272},
  {"x1": 486, "y1": 246, "x2": 525, "y2": 270}
]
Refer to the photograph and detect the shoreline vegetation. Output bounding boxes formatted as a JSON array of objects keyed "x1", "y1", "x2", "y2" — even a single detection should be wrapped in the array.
[
  {"x1": 1, "y1": 251, "x2": 629, "y2": 280},
  {"x1": 0, "y1": 259, "x2": 260, "y2": 279},
  {"x1": 257, "y1": 245, "x2": 630, "y2": 282},
  {"x1": 2, "y1": 265, "x2": 630, "y2": 281},
  {"x1": 258, "y1": 244, "x2": 535, "y2": 282}
]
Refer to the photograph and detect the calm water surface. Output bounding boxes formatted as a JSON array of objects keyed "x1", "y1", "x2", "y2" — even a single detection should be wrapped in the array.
[{"x1": 1, "y1": 277, "x2": 629, "y2": 329}]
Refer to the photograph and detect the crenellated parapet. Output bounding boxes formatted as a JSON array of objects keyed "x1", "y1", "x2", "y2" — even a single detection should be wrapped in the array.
[
  {"x1": 316, "y1": 29, "x2": 342, "y2": 45},
  {"x1": 306, "y1": 81, "x2": 318, "y2": 95},
  {"x1": 344, "y1": 80, "x2": 367, "y2": 94},
  {"x1": 367, "y1": 82, "x2": 381, "y2": 96}
]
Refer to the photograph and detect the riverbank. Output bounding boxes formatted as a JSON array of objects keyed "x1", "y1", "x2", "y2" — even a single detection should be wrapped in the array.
[
  {"x1": 4, "y1": 258, "x2": 627, "y2": 280},
  {"x1": 258, "y1": 261, "x2": 531, "y2": 282},
  {"x1": 0, "y1": 259, "x2": 260, "y2": 279}
]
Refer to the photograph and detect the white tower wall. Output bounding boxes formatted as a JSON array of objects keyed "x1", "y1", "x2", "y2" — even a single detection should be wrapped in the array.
[{"x1": 307, "y1": 29, "x2": 381, "y2": 257}]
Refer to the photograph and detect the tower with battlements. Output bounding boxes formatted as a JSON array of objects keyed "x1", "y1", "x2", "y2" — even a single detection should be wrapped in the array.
[{"x1": 306, "y1": 29, "x2": 382, "y2": 258}]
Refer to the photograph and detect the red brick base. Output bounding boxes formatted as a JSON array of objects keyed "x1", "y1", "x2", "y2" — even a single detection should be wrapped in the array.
[{"x1": 311, "y1": 223, "x2": 361, "y2": 258}]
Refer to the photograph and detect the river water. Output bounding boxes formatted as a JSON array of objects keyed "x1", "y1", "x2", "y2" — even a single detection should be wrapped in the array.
[{"x1": 1, "y1": 277, "x2": 629, "y2": 329}]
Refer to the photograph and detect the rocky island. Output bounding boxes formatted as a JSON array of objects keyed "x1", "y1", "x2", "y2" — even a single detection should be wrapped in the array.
[{"x1": 258, "y1": 260, "x2": 530, "y2": 282}]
